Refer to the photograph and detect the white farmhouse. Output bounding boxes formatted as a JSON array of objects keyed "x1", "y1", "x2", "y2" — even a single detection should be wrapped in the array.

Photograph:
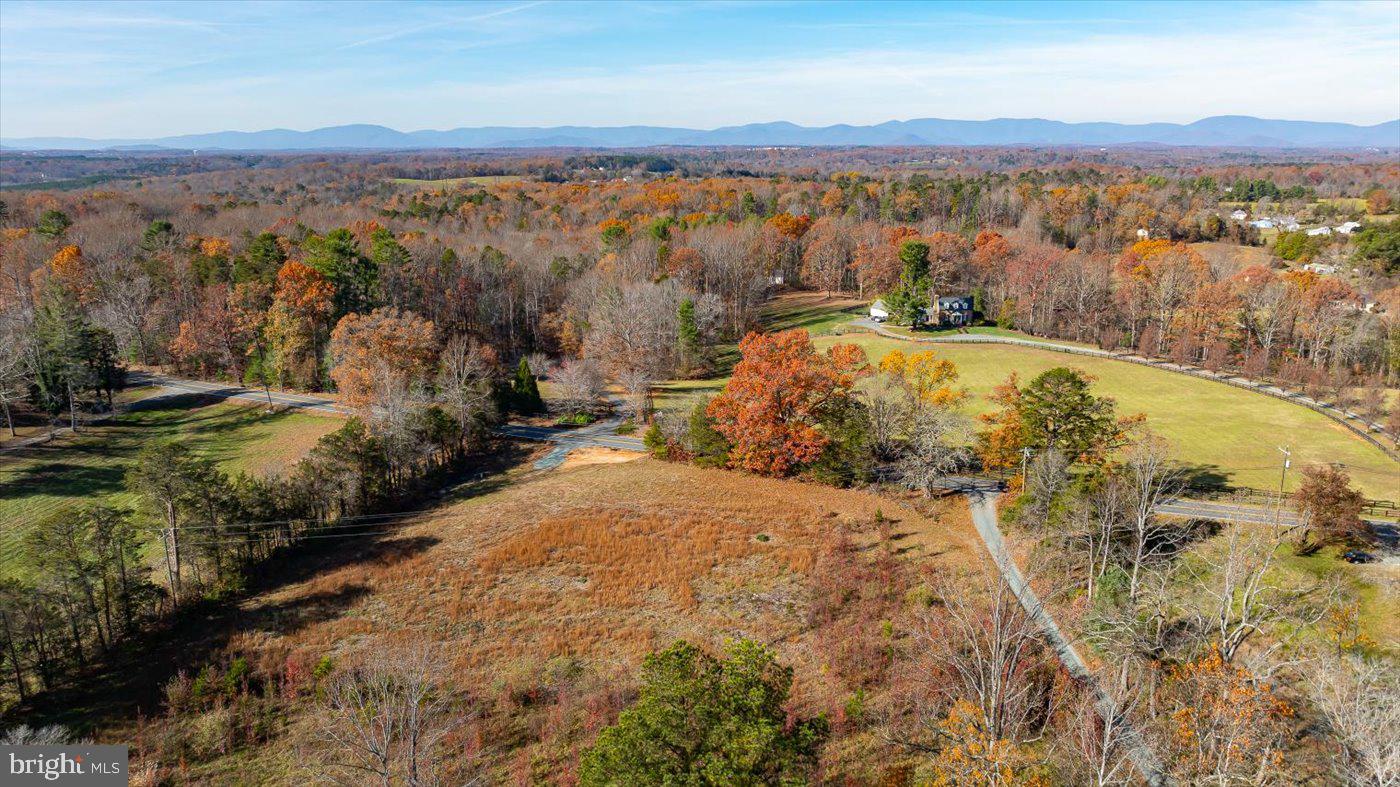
[
  {"x1": 1249, "y1": 219, "x2": 1274, "y2": 229},
  {"x1": 1306, "y1": 226, "x2": 1332, "y2": 237},
  {"x1": 1230, "y1": 209, "x2": 1248, "y2": 221},
  {"x1": 1337, "y1": 221, "x2": 1362, "y2": 235},
  {"x1": 869, "y1": 299, "x2": 890, "y2": 322}
]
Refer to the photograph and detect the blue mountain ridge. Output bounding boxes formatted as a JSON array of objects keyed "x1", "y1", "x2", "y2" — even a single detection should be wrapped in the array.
[{"x1": 4, "y1": 116, "x2": 1397, "y2": 151}]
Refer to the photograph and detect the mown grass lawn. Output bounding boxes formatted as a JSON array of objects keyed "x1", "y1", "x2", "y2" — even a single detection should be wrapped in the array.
[
  {"x1": 0, "y1": 395, "x2": 342, "y2": 579},
  {"x1": 653, "y1": 294, "x2": 1399, "y2": 499},
  {"x1": 813, "y1": 331, "x2": 1398, "y2": 498},
  {"x1": 1274, "y1": 543, "x2": 1399, "y2": 652}
]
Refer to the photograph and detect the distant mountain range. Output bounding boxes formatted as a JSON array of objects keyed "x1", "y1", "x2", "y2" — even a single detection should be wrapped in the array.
[{"x1": 5, "y1": 116, "x2": 1398, "y2": 151}]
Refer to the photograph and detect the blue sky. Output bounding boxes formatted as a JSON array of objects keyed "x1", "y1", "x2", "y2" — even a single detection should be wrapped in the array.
[{"x1": 2, "y1": 0, "x2": 1398, "y2": 138}]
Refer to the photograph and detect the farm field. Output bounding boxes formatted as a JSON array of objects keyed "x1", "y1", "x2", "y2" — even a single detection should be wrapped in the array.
[
  {"x1": 0, "y1": 395, "x2": 342, "y2": 579},
  {"x1": 1189, "y1": 240, "x2": 1274, "y2": 268},
  {"x1": 388, "y1": 175, "x2": 522, "y2": 187},
  {"x1": 89, "y1": 458, "x2": 980, "y2": 782},
  {"x1": 656, "y1": 295, "x2": 1399, "y2": 498}
]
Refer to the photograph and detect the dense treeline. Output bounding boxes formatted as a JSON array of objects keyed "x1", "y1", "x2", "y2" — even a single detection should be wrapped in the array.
[
  {"x1": 0, "y1": 320, "x2": 502, "y2": 708},
  {"x1": 0, "y1": 389, "x2": 498, "y2": 706},
  {"x1": 2, "y1": 151, "x2": 1397, "y2": 438}
]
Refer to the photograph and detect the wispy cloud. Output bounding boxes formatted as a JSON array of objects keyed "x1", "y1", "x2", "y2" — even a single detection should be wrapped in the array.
[
  {"x1": 1, "y1": 0, "x2": 1395, "y2": 138},
  {"x1": 335, "y1": 0, "x2": 549, "y2": 50}
]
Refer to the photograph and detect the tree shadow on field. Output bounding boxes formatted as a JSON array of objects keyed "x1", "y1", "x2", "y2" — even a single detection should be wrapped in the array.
[
  {"x1": 3, "y1": 528, "x2": 440, "y2": 735},
  {"x1": 1175, "y1": 463, "x2": 1233, "y2": 495},
  {"x1": 0, "y1": 461, "x2": 129, "y2": 501},
  {"x1": 2, "y1": 438, "x2": 537, "y2": 735}
]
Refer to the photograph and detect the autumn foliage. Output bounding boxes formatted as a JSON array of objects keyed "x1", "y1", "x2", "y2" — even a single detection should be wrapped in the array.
[
  {"x1": 328, "y1": 307, "x2": 437, "y2": 410},
  {"x1": 707, "y1": 329, "x2": 869, "y2": 476},
  {"x1": 1165, "y1": 647, "x2": 1293, "y2": 783},
  {"x1": 877, "y1": 348, "x2": 965, "y2": 407}
]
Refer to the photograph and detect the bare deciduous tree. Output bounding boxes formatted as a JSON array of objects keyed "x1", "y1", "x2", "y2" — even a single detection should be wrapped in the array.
[
  {"x1": 314, "y1": 648, "x2": 468, "y2": 787},
  {"x1": 435, "y1": 335, "x2": 498, "y2": 447},
  {"x1": 1068, "y1": 676, "x2": 1142, "y2": 787},
  {"x1": 896, "y1": 405, "x2": 969, "y2": 496},
  {"x1": 1311, "y1": 654, "x2": 1400, "y2": 787},
  {"x1": 1065, "y1": 478, "x2": 1124, "y2": 602},
  {"x1": 909, "y1": 563, "x2": 1054, "y2": 745},
  {"x1": 1119, "y1": 434, "x2": 1185, "y2": 603},
  {"x1": 1180, "y1": 522, "x2": 1332, "y2": 668},
  {"x1": 552, "y1": 357, "x2": 603, "y2": 416}
]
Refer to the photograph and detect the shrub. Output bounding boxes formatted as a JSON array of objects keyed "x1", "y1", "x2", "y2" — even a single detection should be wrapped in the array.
[{"x1": 578, "y1": 639, "x2": 827, "y2": 785}]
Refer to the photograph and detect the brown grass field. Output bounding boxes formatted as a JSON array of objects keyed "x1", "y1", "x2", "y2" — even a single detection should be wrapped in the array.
[
  {"x1": 111, "y1": 457, "x2": 980, "y2": 782},
  {"x1": 247, "y1": 456, "x2": 975, "y2": 681}
]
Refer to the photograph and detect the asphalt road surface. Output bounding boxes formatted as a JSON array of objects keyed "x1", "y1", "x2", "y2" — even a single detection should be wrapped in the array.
[{"x1": 964, "y1": 487, "x2": 1169, "y2": 786}]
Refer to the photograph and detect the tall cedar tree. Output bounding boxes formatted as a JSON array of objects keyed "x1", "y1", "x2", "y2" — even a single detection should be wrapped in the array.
[
  {"x1": 677, "y1": 297, "x2": 701, "y2": 374},
  {"x1": 512, "y1": 357, "x2": 544, "y2": 413},
  {"x1": 885, "y1": 239, "x2": 931, "y2": 326}
]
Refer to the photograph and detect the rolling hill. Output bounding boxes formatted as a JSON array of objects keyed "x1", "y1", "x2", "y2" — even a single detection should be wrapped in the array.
[{"x1": 5, "y1": 115, "x2": 1397, "y2": 151}]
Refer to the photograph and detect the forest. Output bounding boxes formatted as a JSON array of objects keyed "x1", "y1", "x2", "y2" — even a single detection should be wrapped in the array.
[{"x1": 0, "y1": 145, "x2": 1397, "y2": 784}]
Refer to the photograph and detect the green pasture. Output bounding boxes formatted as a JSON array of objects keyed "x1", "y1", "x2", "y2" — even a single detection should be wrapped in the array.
[
  {"x1": 655, "y1": 297, "x2": 1398, "y2": 499},
  {"x1": 0, "y1": 396, "x2": 341, "y2": 579}
]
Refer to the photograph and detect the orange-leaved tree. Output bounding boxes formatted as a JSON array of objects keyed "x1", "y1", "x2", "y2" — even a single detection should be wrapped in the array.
[
  {"x1": 265, "y1": 260, "x2": 334, "y2": 388},
  {"x1": 1293, "y1": 464, "x2": 1371, "y2": 554},
  {"x1": 707, "y1": 329, "x2": 869, "y2": 477},
  {"x1": 928, "y1": 699, "x2": 1050, "y2": 787},
  {"x1": 1164, "y1": 646, "x2": 1294, "y2": 783},
  {"x1": 975, "y1": 372, "x2": 1025, "y2": 472},
  {"x1": 329, "y1": 307, "x2": 437, "y2": 411}
]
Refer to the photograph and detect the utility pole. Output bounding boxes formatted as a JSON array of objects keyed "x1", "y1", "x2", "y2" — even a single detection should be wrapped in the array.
[
  {"x1": 1275, "y1": 445, "x2": 1291, "y2": 528},
  {"x1": 1020, "y1": 447, "x2": 1032, "y2": 483},
  {"x1": 66, "y1": 379, "x2": 77, "y2": 433}
]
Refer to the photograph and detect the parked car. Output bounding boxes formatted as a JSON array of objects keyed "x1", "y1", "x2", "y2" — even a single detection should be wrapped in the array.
[{"x1": 1341, "y1": 550, "x2": 1375, "y2": 564}]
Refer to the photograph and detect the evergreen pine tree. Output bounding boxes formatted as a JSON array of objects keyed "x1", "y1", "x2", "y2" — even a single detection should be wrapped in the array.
[
  {"x1": 512, "y1": 358, "x2": 543, "y2": 413},
  {"x1": 677, "y1": 298, "x2": 700, "y2": 374}
]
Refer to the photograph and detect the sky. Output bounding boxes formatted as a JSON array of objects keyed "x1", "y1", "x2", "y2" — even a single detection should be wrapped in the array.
[{"x1": 2, "y1": 0, "x2": 1398, "y2": 139}]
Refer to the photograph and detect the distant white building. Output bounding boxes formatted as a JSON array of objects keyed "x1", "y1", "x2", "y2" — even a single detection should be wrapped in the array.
[
  {"x1": 1250, "y1": 219, "x2": 1275, "y2": 229},
  {"x1": 1337, "y1": 221, "x2": 1362, "y2": 235},
  {"x1": 1284, "y1": 222, "x2": 1301, "y2": 231},
  {"x1": 1306, "y1": 226, "x2": 1333, "y2": 237},
  {"x1": 869, "y1": 299, "x2": 890, "y2": 322},
  {"x1": 1230, "y1": 209, "x2": 1249, "y2": 221},
  {"x1": 1303, "y1": 262, "x2": 1338, "y2": 275}
]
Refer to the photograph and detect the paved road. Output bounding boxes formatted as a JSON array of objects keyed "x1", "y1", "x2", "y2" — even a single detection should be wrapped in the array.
[
  {"x1": 139, "y1": 374, "x2": 648, "y2": 462},
  {"x1": 500, "y1": 422, "x2": 645, "y2": 464},
  {"x1": 963, "y1": 487, "x2": 1170, "y2": 786},
  {"x1": 0, "y1": 372, "x2": 335, "y2": 454},
  {"x1": 927, "y1": 475, "x2": 1398, "y2": 533},
  {"x1": 3, "y1": 374, "x2": 648, "y2": 463},
  {"x1": 134, "y1": 373, "x2": 356, "y2": 415}
]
